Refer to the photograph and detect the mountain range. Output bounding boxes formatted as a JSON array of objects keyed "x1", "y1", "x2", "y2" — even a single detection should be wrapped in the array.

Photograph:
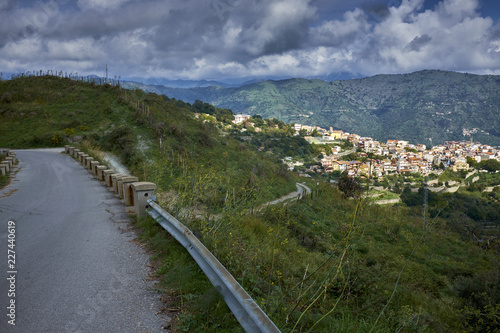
[{"x1": 122, "y1": 70, "x2": 500, "y2": 146}]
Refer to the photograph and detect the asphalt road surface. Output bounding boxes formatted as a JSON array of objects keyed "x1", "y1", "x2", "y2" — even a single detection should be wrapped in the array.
[{"x1": 0, "y1": 149, "x2": 169, "y2": 332}]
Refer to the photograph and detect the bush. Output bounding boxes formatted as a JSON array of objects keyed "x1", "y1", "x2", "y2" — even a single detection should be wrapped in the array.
[
  {"x1": 64, "y1": 128, "x2": 75, "y2": 136},
  {"x1": 51, "y1": 133, "x2": 63, "y2": 146},
  {"x1": 1, "y1": 92, "x2": 12, "y2": 103}
]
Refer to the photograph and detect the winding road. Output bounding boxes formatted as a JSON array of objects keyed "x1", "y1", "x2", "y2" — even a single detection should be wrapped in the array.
[
  {"x1": 259, "y1": 182, "x2": 312, "y2": 209},
  {"x1": 0, "y1": 149, "x2": 169, "y2": 332}
]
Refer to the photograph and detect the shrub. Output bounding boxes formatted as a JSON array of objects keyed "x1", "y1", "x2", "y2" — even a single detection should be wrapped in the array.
[
  {"x1": 64, "y1": 128, "x2": 75, "y2": 136},
  {"x1": 51, "y1": 133, "x2": 63, "y2": 146},
  {"x1": 1, "y1": 92, "x2": 12, "y2": 103}
]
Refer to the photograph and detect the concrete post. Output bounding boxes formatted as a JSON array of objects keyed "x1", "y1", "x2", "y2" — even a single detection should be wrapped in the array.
[
  {"x1": 85, "y1": 156, "x2": 94, "y2": 169},
  {"x1": 0, "y1": 165, "x2": 6, "y2": 176},
  {"x1": 7, "y1": 151, "x2": 17, "y2": 163},
  {"x1": 105, "y1": 172, "x2": 118, "y2": 187},
  {"x1": 131, "y1": 182, "x2": 156, "y2": 217},
  {"x1": 73, "y1": 149, "x2": 80, "y2": 158},
  {"x1": 112, "y1": 175, "x2": 126, "y2": 194},
  {"x1": 121, "y1": 177, "x2": 139, "y2": 202},
  {"x1": 0, "y1": 162, "x2": 10, "y2": 173},
  {"x1": 90, "y1": 161, "x2": 100, "y2": 175},
  {"x1": 76, "y1": 152, "x2": 83, "y2": 162},
  {"x1": 80, "y1": 154, "x2": 89, "y2": 165},
  {"x1": 96, "y1": 166, "x2": 108, "y2": 181},
  {"x1": 68, "y1": 147, "x2": 75, "y2": 155},
  {"x1": 4, "y1": 157, "x2": 14, "y2": 168},
  {"x1": 65, "y1": 145, "x2": 70, "y2": 153},
  {"x1": 110, "y1": 174, "x2": 122, "y2": 192},
  {"x1": 7, "y1": 152, "x2": 17, "y2": 164}
]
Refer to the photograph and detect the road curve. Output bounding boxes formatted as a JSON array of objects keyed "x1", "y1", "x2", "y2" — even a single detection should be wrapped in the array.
[
  {"x1": 0, "y1": 149, "x2": 169, "y2": 332},
  {"x1": 259, "y1": 182, "x2": 312, "y2": 209}
]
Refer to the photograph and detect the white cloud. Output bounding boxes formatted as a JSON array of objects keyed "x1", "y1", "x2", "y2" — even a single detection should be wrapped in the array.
[
  {"x1": 222, "y1": 22, "x2": 243, "y2": 48},
  {"x1": 310, "y1": 8, "x2": 369, "y2": 47}
]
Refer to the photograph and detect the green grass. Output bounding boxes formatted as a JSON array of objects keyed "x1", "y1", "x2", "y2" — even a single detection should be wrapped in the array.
[
  {"x1": 2, "y1": 75, "x2": 499, "y2": 332},
  {"x1": 0, "y1": 172, "x2": 9, "y2": 189}
]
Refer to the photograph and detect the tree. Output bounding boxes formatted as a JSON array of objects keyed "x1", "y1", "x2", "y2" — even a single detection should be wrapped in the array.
[
  {"x1": 251, "y1": 115, "x2": 264, "y2": 127},
  {"x1": 338, "y1": 171, "x2": 361, "y2": 198},
  {"x1": 466, "y1": 156, "x2": 477, "y2": 168},
  {"x1": 477, "y1": 159, "x2": 500, "y2": 173}
]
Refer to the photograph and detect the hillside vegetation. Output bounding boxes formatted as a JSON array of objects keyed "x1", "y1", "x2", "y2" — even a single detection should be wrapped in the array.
[
  {"x1": 1, "y1": 75, "x2": 499, "y2": 332},
  {"x1": 129, "y1": 70, "x2": 500, "y2": 146}
]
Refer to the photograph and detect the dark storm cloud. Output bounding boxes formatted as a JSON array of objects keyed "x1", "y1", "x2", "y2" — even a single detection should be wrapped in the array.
[{"x1": 404, "y1": 34, "x2": 432, "y2": 52}]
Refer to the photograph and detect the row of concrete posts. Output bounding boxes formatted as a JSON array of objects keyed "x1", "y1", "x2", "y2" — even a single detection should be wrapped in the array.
[
  {"x1": 64, "y1": 145, "x2": 156, "y2": 217},
  {"x1": 0, "y1": 150, "x2": 17, "y2": 176}
]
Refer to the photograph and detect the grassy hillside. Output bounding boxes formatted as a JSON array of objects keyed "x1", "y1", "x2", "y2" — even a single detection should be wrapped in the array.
[
  {"x1": 135, "y1": 70, "x2": 500, "y2": 146},
  {"x1": 1, "y1": 75, "x2": 499, "y2": 332}
]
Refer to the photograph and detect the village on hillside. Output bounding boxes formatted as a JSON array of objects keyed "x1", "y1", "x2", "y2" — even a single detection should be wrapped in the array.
[{"x1": 290, "y1": 123, "x2": 500, "y2": 178}]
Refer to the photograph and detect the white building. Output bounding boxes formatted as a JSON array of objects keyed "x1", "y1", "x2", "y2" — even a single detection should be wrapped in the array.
[{"x1": 233, "y1": 114, "x2": 251, "y2": 124}]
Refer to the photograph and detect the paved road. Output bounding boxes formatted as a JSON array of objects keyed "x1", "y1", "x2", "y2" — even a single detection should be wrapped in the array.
[
  {"x1": 258, "y1": 182, "x2": 312, "y2": 209},
  {"x1": 0, "y1": 149, "x2": 169, "y2": 332}
]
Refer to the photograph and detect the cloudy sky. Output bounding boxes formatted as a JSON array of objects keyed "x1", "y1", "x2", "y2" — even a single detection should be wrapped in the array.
[{"x1": 1, "y1": 0, "x2": 500, "y2": 82}]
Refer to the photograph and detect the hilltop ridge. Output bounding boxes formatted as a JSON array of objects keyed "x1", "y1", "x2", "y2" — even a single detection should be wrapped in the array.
[{"x1": 123, "y1": 70, "x2": 500, "y2": 146}]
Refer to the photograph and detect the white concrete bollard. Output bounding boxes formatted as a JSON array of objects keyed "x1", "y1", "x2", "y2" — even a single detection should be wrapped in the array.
[
  {"x1": 0, "y1": 162, "x2": 10, "y2": 173},
  {"x1": 90, "y1": 161, "x2": 100, "y2": 174},
  {"x1": 131, "y1": 182, "x2": 157, "y2": 217},
  {"x1": 121, "y1": 177, "x2": 139, "y2": 203},
  {"x1": 96, "y1": 166, "x2": 108, "y2": 180}
]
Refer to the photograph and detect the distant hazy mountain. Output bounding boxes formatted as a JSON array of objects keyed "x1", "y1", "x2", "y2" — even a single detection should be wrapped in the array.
[
  {"x1": 122, "y1": 77, "x2": 234, "y2": 88},
  {"x1": 124, "y1": 70, "x2": 500, "y2": 146}
]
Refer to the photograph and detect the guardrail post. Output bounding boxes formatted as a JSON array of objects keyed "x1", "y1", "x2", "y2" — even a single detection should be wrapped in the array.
[
  {"x1": 86, "y1": 157, "x2": 94, "y2": 169},
  {"x1": 7, "y1": 152, "x2": 17, "y2": 164},
  {"x1": 68, "y1": 147, "x2": 75, "y2": 155},
  {"x1": 0, "y1": 162, "x2": 10, "y2": 173},
  {"x1": 0, "y1": 164, "x2": 6, "y2": 176},
  {"x1": 106, "y1": 172, "x2": 119, "y2": 188},
  {"x1": 131, "y1": 182, "x2": 156, "y2": 217},
  {"x1": 65, "y1": 145, "x2": 70, "y2": 153},
  {"x1": 110, "y1": 174, "x2": 122, "y2": 192},
  {"x1": 121, "y1": 177, "x2": 139, "y2": 203},
  {"x1": 102, "y1": 170, "x2": 115, "y2": 185},
  {"x1": 96, "y1": 166, "x2": 108, "y2": 180},
  {"x1": 73, "y1": 149, "x2": 80, "y2": 158},
  {"x1": 80, "y1": 154, "x2": 89, "y2": 165},
  {"x1": 4, "y1": 157, "x2": 14, "y2": 168},
  {"x1": 76, "y1": 151, "x2": 83, "y2": 162},
  {"x1": 90, "y1": 161, "x2": 100, "y2": 174},
  {"x1": 112, "y1": 175, "x2": 125, "y2": 194}
]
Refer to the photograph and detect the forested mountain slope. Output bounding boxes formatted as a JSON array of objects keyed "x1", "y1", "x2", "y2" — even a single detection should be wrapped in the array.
[{"x1": 127, "y1": 70, "x2": 500, "y2": 145}]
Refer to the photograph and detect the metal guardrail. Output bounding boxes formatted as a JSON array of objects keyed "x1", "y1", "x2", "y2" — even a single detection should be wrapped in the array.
[{"x1": 146, "y1": 199, "x2": 281, "y2": 333}]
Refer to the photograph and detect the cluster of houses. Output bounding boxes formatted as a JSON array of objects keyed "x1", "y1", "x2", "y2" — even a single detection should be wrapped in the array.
[
  {"x1": 296, "y1": 126, "x2": 500, "y2": 177},
  {"x1": 227, "y1": 117, "x2": 499, "y2": 178}
]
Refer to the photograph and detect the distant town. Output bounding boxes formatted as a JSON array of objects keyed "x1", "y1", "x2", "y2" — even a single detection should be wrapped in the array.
[
  {"x1": 299, "y1": 124, "x2": 499, "y2": 177},
  {"x1": 232, "y1": 114, "x2": 500, "y2": 178}
]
